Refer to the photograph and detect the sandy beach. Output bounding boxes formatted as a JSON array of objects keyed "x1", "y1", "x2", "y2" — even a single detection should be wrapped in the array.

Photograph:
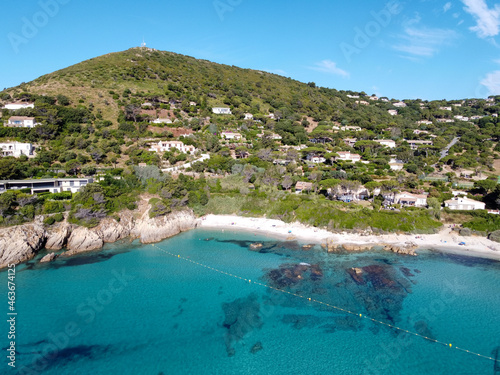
[{"x1": 199, "y1": 214, "x2": 500, "y2": 261}]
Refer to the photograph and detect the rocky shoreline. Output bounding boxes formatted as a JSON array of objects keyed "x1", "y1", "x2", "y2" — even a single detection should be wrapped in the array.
[{"x1": 0, "y1": 210, "x2": 199, "y2": 269}]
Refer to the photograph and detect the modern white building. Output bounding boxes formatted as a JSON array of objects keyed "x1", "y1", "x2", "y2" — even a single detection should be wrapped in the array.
[
  {"x1": 406, "y1": 140, "x2": 434, "y2": 150},
  {"x1": 393, "y1": 101, "x2": 407, "y2": 108},
  {"x1": 416, "y1": 120, "x2": 432, "y2": 125},
  {"x1": 375, "y1": 139, "x2": 396, "y2": 148},
  {"x1": 336, "y1": 151, "x2": 361, "y2": 162},
  {"x1": 388, "y1": 110, "x2": 398, "y2": 116},
  {"x1": 306, "y1": 154, "x2": 326, "y2": 163},
  {"x1": 152, "y1": 118, "x2": 173, "y2": 124},
  {"x1": 7, "y1": 116, "x2": 39, "y2": 128},
  {"x1": 244, "y1": 113, "x2": 254, "y2": 120},
  {"x1": 340, "y1": 126, "x2": 362, "y2": 132},
  {"x1": 149, "y1": 141, "x2": 196, "y2": 153},
  {"x1": 221, "y1": 131, "x2": 243, "y2": 140},
  {"x1": 212, "y1": 107, "x2": 232, "y2": 115},
  {"x1": 0, "y1": 142, "x2": 34, "y2": 157},
  {"x1": 0, "y1": 178, "x2": 93, "y2": 194},
  {"x1": 444, "y1": 197, "x2": 486, "y2": 211},
  {"x1": 3, "y1": 102, "x2": 34, "y2": 110}
]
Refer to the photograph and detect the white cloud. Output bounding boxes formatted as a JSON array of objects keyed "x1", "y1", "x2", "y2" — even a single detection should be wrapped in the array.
[
  {"x1": 309, "y1": 60, "x2": 350, "y2": 78},
  {"x1": 481, "y1": 70, "x2": 500, "y2": 94},
  {"x1": 461, "y1": 0, "x2": 500, "y2": 38},
  {"x1": 444, "y1": 2, "x2": 452, "y2": 12},
  {"x1": 393, "y1": 22, "x2": 458, "y2": 58}
]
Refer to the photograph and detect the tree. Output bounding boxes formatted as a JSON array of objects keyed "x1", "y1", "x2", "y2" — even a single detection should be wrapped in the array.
[
  {"x1": 282, "y1": 175, "x2": 293, "y2": 190},
  {"x1": 65, "y1": 159, "x2": 81, "y2": 175}
]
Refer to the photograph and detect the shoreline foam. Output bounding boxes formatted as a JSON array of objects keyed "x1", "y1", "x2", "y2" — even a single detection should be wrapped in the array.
[{"x1": 199, "y1": 214, "x2": 500, "y2": 261}]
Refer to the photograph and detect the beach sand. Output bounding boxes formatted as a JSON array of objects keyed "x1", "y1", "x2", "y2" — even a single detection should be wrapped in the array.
[{"x1": 199, "y1": 214, "x2": 500, "y2": 261}]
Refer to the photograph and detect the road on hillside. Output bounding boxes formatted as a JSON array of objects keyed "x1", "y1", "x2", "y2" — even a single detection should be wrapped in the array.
[
  {"x1": 162, "y1": 153, "x2": 210, "y2": 173},
  {"x1": 440, "y1": 137, "x2": 460, "y2": 160}
]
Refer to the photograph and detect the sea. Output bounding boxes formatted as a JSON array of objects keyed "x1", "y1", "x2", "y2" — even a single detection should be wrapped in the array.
[{"x1": 2, "y1": 228, "x2": 500, "y2": 375}]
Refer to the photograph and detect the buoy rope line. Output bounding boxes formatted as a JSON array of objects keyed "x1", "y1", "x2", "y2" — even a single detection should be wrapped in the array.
[{"x1": 150, "y1": 243, "x2": 496, "y2": 363}]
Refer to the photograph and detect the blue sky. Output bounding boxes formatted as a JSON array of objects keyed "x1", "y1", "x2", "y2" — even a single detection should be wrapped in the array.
[{"x1": 1, "y1": 0, "x2": 500, "y2": 100}]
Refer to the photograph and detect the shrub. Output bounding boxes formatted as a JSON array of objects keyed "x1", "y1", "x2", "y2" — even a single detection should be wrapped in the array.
[
  {"x1": 43, "y1": 216, "x2": 56, "y2": 225},
  {"x1": 53, "y1": 213, "x2": 64, "y2": 222}
]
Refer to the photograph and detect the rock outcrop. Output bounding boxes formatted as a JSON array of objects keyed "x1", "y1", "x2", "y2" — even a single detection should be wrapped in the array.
[
  {"x1": 0, "y1": 223, "x2": 46, "y2": 268},
  {"x1": 130, "y1": 210, "x2": 198, "y2": 244},
  {"x1": 322, "y1": 239, "x2": 374, "y2": 253},
  {"x1": 383, "y1": 242, "x2": 418, "y2": 256},
  {"x1": 0, "y1": 209, "x2": 199, "y2": 268},
  {"x1": 65, "y1": 227, "x2": 105, "y2": 254},
  {"x1": 40, "y1": 252, "x2": 58, "y2": 263},
  {"x1": 46, "y1": 223, "x2": 72, "y2": 250}
]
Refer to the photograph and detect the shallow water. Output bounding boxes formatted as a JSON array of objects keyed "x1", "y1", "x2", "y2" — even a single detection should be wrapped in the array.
[{"x1": 2, "y1": 228, "x2": 500, "y2": 375}]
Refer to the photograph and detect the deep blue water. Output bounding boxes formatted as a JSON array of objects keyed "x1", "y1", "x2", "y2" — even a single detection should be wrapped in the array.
[{"x1": 2, "y1": 228, "x2": 500, "y2": 375}]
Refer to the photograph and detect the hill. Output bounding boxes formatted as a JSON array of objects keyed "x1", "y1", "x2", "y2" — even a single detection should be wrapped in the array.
[{"x1": 2, "y1": 47, "x2": 419, "y2": 126}]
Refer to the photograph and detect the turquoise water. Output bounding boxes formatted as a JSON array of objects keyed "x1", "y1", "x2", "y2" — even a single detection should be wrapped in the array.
[{"x1": 2, "y1": 229, "x2": 500, "y2": 375}]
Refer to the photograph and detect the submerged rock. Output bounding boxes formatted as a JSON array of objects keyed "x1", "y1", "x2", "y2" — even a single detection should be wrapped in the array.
[
  {"x1": 267, "y1": 263, "x2": 323, "y2": 288},
  {"x1": 222, "y1": 294, "x2": 262, "y2": 356},
  {"x1": 250, "y1": 342, "x2": 263, "y2": 354},
  {"x1": 249, "y1": 243, "x2": 263, "y2": 251},
  {"x1": 40, "y1": 252, "x2": 58, "y2": 263}
]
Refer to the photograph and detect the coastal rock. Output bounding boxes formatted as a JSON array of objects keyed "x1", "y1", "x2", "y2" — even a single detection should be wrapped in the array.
[
  {"x1": 383, "y1": 242, "x2": 418, "y2": 256},
  {"x1": 96, "y1": 215, "x2": 134, "y2": 243},
  {"x1": 65, "y1": 227, "x2": 104, "y2": 254},
  {"x1": 322, "y1": 239, "x2": 374, "y2": 253},
  {"x1": 46, "y1": 223, "x2": 72, "y2": 250},
  {"x1": 131, "y1": 210, "x2": 199, "y2": 244},
  {"x1": 0, "y1": 223, "x2": 46, "y2": 268},
  {"x1": 40, "y1": 252, "x2": 58, "y2": 263},
  {"x1": 322, "y1": 238, "x2": 340, "y2": 253},
  {"x1": 249, "y1": 243, "x2": 263, "y2": 251},
  {"x1": 342, "y1": 244, "x2": 374, "y2": 252}
]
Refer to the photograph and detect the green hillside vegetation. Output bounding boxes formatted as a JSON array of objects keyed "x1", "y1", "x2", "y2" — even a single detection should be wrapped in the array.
[{"x1": 1, "y1": 47, "x2": 500, "y2": 234}]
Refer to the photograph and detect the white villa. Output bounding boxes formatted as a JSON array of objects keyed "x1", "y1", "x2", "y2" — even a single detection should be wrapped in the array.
[
  {"x1": 336, "y1": 151, "x2": 361, "y2": 163},
  {"x1": 149, "y1": 141, "x2": 196, "y2": 153},
  {"x1": 406, "y1": 140, "x2": 433, "y2": 150},
  {"x1": 0, "y1": 142, "x2": 34, "y2": 157},
  {"x1": 394, "y1": 192, "x2": 428, "y2": 207},
  {"x1": 212, "y1": 107, "x2": 232, "y2": 115},
  {"x1": 340, "y1": 125, "x2": 362, "y2": 132},
  {"x1": 375, "y1": 139, "x2": 396, "y2": 148},
  {"x1": 388, "y1": 110, "x2": 398, "y2": 116},
  {"x1": 306, "y1": 154, "x2": 326, "y2": 163},
  {"x1": 221, "y1": 131, "x2": 243, "y2": 140},
  {"x1": 244, "y1": 113, "x2": 254, "y2": 120},
  {"x1": 444, "y1": 197, "x2": 486, "y2": 211},
  {"x1": 413, "y1": 129, "x2": 429, "y2": 135},
  {"x1": 416, "y1": 120, "x2": 432, "y2": 125},
  {"x1": 393, "y1": 101, "x2": 407, "y2": 108},
  {"x1": 295, "y1": 181, "x2": 313, "y2": 194},
  {"x1": 3, "y1": 102, "x2": 34, "y2": 110},
  {"x1": 152, "y1": 118, "x2": 173, "y2": 124},
  {"x1": 7, "y1": 116, "x2": 39, "y2": 128}
]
